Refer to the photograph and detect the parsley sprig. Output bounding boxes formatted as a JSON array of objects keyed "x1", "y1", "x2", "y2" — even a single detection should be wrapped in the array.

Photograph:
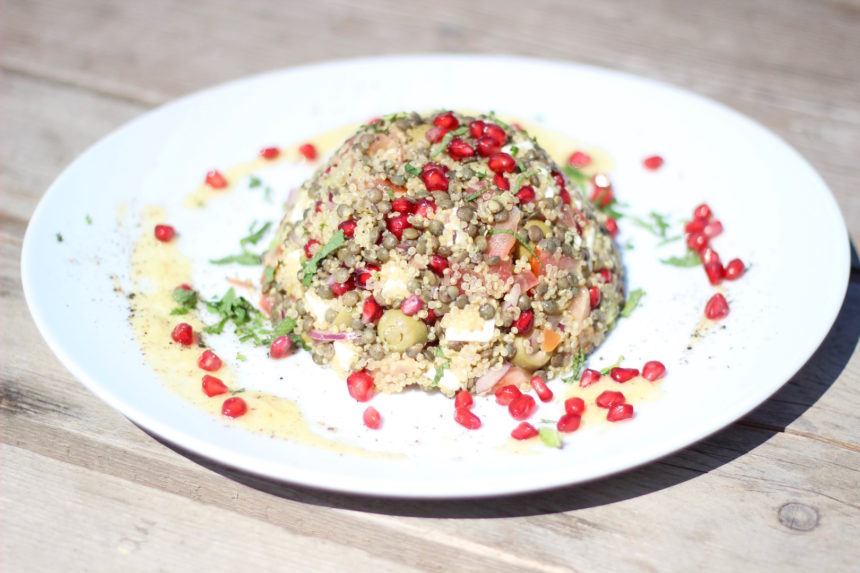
[
  {"x1": 301, "y1": 229, "x2": 345, "y2": 286},
  {"x1": 170, "y1": 287, "x2": 199, "y2": 315},
  {"x1": 621, "y1": 289, "x2": 645, "y2": 318},
  {"x1": 202, "y1": 287, "x2": 306, "y2": 349},
  {"x1": 209, "y1": 221, "x2": 272, "y2": 266}
]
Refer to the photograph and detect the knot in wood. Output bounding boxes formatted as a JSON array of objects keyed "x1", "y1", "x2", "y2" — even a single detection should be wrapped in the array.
[{"x1": 778, "y1": 502, "x2": 819, "y2": 531}]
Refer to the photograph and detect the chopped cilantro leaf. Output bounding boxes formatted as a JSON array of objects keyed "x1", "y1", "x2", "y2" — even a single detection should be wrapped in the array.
[
  {"x1": 631, "y1": 212, "x2": 672, "y2": 238},
  {"x1": 656, "y1": 234, "x2": 682, "y2": 247},
  {"x1": 404, "y1": 163, "x2": 421, "y2": 176},
  {"x1": 622, "y1": 289, "x2": 645, "y2": 318},
  {"x1": 172, "y1": 287, "x2": 198, "y2": 309},
  {"x1": 564, "y1": 349, "x2": 587, "y2": 383},
  {"x1": 209, "y1": 252, "x2": 262, "y2": 266},
  {"x1": 386, "y1": 187, "x2": 395, "y2": 200},
  {"x1": 230, "y1": 387, "x2": 246, "y2": 395},
  {"x1": 56, "y1": 233, "x2": 63, "y2": 242},
  {"x1": 475, "y1": 171, "x2": 487, "y2": 180},
  {"x1": 85, "y1": 215, "x2": 92, "y2": 225},
  {"x1": 661, "y1": 250, "x2": 701, "y2": 267},
  {"x1": 240, "y1": 221, "x2": 272, "y2": 249},
  {"x1": 511, "y1": 169, "x2": 535, "y2": 194},
  {"x1": 248, "y1": 175, "x2": 262, "y2": 188},
  {"x1": 301, "y1": 229, "x2": 345, "y2": 286},
  {"x1": 510, "y1": 145, "x2": 519, "y2": 157},
  {"x1": 236, "y1": 352, "x2": 247, "y2": 362},
  {"x1": 600, "y1": 355, "x2": 624, "y2": 375},
  {"x1": 263, "y1": 186, "x2": 273, "y2": 202},
  {"x1": 465, "y1": 190, "x2": 484, "y2": 202},
  {"x1": 487, "y1": 229, "x2": 544, "y2": 270},
  {"x1": 432, "y1": 347, "x2": 451, "y2": 386},
  {"x1": 264, "y1": 265, "x2": 275, "y2": 284},
  {"x1": 539, "y1": 427, "x2": 562, "y2": 449}
]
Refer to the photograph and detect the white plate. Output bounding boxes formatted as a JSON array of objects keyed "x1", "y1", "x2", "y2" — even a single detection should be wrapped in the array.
[{"x1": 22, "y1": 55, "x2": 849, "y2": 498}]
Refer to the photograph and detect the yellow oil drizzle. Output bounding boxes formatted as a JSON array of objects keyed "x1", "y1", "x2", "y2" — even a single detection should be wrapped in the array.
[{"x1": 565, "y1": 374, "x2": 663, "y2": 428}]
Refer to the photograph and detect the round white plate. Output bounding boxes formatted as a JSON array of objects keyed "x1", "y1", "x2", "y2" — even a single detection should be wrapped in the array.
[{"x1": 22, "y1": 55, "x2": 849, "y2": 498}]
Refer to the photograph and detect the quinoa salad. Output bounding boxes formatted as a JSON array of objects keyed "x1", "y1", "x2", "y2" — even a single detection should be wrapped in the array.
[{"x1": 261, "y1": 111, "x2": 625, "y2": 397}]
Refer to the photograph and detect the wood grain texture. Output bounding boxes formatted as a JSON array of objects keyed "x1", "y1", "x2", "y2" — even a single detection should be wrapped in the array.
[{"x1": 1, "y1": 0, "x2": 858, "y2": 571}]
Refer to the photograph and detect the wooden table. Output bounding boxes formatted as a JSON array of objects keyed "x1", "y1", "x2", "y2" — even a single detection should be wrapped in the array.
[{"x1": 2, "y1": 1, "x2": 858, "y2": 570}]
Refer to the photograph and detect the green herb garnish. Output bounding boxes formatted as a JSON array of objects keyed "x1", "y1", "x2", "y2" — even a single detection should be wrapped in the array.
[
  {"x1": 621, "y1": 289, "x2": 645, "y2": 318},
  {"x1": 248, "y1": 175, "x2": 262, "y2": 188},
  {"x1": 600, "y1": 355, "x2": 624, "y2": 375},
  {"x1": 404, "y1": 163, "x2": 421, "y2": 176},
  {"x1": 301, "y1": 229, "x2": 345, "y2": 286},
  {"x1": 661, "y1": 250, "x2": 701, "y2": 267},
  {"x1": 486, "y1": 111, "x2": 511, "y2": 130},
  {"x1": 562, "y1": 165, "x2": 588, "y2": 190},
  {"x1": 631, "y1": 211, "x2": 671, "y2": 238},
  {"x1": 263, "y1": 186, "x2": 273, "y2": 202},
  {"x1": 656, "y1": 234, "x2": 682, "y2": 247},
  {"x1": 231, "y1": 387, "x2": 246, "y2": 395},
  {"x1": 465, "y1": 190, "x2": 485, "y2": 202},
  {"x1": 263, "y1": 265, "x2": 275, "y2": 284},
  {"x1": 564, "y1": 349, "x2": 587, "y2": 383},
  {"x1": 475, "y1": 170, "x2": 487, "y2": 180},
  {"x1": 240, "y1": 221, "x2": 272, "y2": 248},
  {"x1": 430, "y1": 126, "x2": 468, "y2": 157},
  {"x1": 539, "y1": 427, "x2": 563, "y2": 449},
  {"x1": 432, "y1": 347, "x2": 451, "y2": 386},
  {"x1": 171, "y1": 287, "x2": 198, "y2": 316},
  {"x1": 486, "y1": 229, "x2": 544, "y2": 270},
  {"x1": 510, "y1": 145, "x2": 519, "y2": 157},
  {"x1": 209, "y1": 252, "x2": 262, "y2": 266},
  {"x1": 56, "y1": 233, "x2": 63, "y2": 242},
  {"x1": 236, "y1": 352, "x2": 247, "y2": 362},
  {"x1": 85, "y1": 215, "x2": 92, "y2": 225},
  {"x1": 203, "y1": 289, "x2": 303, "y2": 348},
  {"x1": 511, "y1": 169, "x2": 535, "y2": 194},
  {"x1": 386, "y1": 187, "x2": 395, "y2": 200}
]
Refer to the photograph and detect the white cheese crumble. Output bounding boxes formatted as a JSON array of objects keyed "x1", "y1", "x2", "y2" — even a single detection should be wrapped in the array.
[
  {"x1": 332, "y1": 341, "x2": 358, "y2": 373},
  {"x1": 425, "y1": 366, "x2": 462, "y2": 394},
  {"x1": 374, "y1": 259, "x2": 416, "y2": 305},
  {"x1": 303, "y1": 290, "x2": 331, "y2": 323},
  {"x1": 441, "y1": 307, "x2": 496, "y2": 343}
]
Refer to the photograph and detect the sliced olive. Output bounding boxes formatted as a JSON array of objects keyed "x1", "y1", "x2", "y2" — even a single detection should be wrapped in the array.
[
  {"x1": 512, "y1": 336, "x2": 551, "y2": 370},
  {"x1": 377, "y1": 309, "x2": 428, "y2": 352}
]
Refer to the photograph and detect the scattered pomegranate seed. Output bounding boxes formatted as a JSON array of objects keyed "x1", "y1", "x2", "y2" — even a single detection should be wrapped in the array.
[
  {"x1": 222, "y1": 396, "x2": 247, "y2": 418},
  {"x1": 171, "y1": 323, "x2": 193, "y2": 346},
  {"x1": 314, "y1": 201, "x2": 323, "y2": 213},
  {"x1": 346, "y1": 370, "x2": 375, "y2": 402},
  {"x1": 580, "y1": 368, "x2": 602, "y2": 387},
  {"x1": 509, "y1": 394, "x2": 537, "y2": 420},
  {"x1": 425, "y1": 125, "x2": 449, "y2": 143},
  {"x1": 298, "y1": 143, "x2": 317, "y2": 161},
  {"x1": 391, "y1": 197, "x2": 415, "y2": 214},
  {"x1": 386, "y1": 214, "x2": 411, "y2": 239},
  {"x1": 701, "y1": 247, "x2": 721, "y2": 265},
  {"x1": 605, "y1": 217, "x2": 619, "y2": 238},
  {"x1": 469, "y1": 120, "x2": 486, "y2": 138},
  {"x1": 607, "y1": 403, "x2": 634, "y2": 422},
  {"x1": 338, "y1": 219, "x2": 357, "y2": 239},
  {"x1": 361, "y1": 297, "x2": 383, "y2": 323},
  {"x1": 559, "y1": 188, "x2": 571, "y2": 205},
  {"x1": 530, "y1": 376, "x2": 553, "y2": 402},
  {"x1": 420, "y1": 165, "x2": 449, "y2": 191},
  {"x1": 483, "y1": 124, "x2": 507, "y2": 146},
  {"x1": 428, "y1": 254, "x2": 449, "y2": 276},
  {"x1": 488, "y1": 152, "x2": 516, "y2": 174},
  {"x1": 495, "y1": 384, "x2": 522, "y2": 405},
  {"x1": 455, "y1": 390, "x2": 473, "y2": 409},
  {"x1": 177, "y1": 283, "x2": 192, "y2": 291},
  {"x1": 704, "y1": 261, "x2": 725, "y2": 285},
  {"x1": 154, "y1": 224, "x2": 176, "y2": 242},
  {"x1": 270, "y1": 335, "x2": 292, "y2": 359},
  {"x1": 557, "y1": 413, "x2": 582, "y2": 433},
  {"x1": 205, "y1": 169, "x2": 228, "y2": 189},
  {"x1": 598, "y1": 268, "x2": 613, "y2": 283},
  {"x1": 304, "y1": 239, "x2": 320, "y2": 259},
  {"x1": 589, "y1": 286, "x2": 601, "y2": 309},
  {"x1": 433, "y1": 112, "x2": 459, "y2": 130},
  {"x1": 703, "y1": 220, "x2": 724, "y2": 239},
  {"x1": 415, "y1": 199, "x2": 437, "y2": 218},
  {"x1": 259, "y1": 146, "x2": 280, "y2": 160},
  {"x1": 590, "y1": 174, "x2": 613, "y2": 207},
  {"x1": 476, "y1": 136, "x2": 501, "y2": 157},
  {"x1": 400, "y1": 294, "x2": 423, "y2": 316},
  {"x1": 331, "y1": 277, "x2": 355, "y2": 296},
  {"x1": 610, "y1": 367, "x2": 640, "y2": 383},
  {"x1": 643, "y1": 155, "x2": 664, "y2": 170},
  {"x1": 596, "y1": 390, "x2": 626, "y2": 409},
  {"x1": 512, "y1": 309, "x2": 534, "y2": 334},
  {"x1": 202, "y1": 375, "x2": 228, "y2": 397},
  {"x1": 686, "y1": 232, "x2": 709, "y2": 252},
  {"x1": 511, "y1": 422, "x2": 539, "y2": 440},
  {"x1": 197, "y1": 349, "x2": 222, "y2": 372},
  {"x1": 565, "y1": 397, "x2": 586, "y2": 415},
  {"x1": 684, "y1": 218, "x2": 708, "y2": 234},
  {"x1": 454, "y1": 407, "x2": 481, "y2": 430},
  {"x1": 423, "y1": 308, "x2": 437, "y2": 324},
  {"x1": 363, "y1": 406, "x2": 382, "y2": 429},
  {"x1": 552, "y1": 171, "x2": 567, "y2": 190},
  {"x1": 494, "y1": 172, "x2": 510, "y2": 191},
  {"x1": 568, "y1": 150, "x2": 592, "y2": 168},
  {"x1": 642, "y1": 360, "x2": 666, "y2": 381},
  {"x1": 447, "y1": 138, "x2": 475, "y2": 161},
  {"x1": 694, "y1": 203, "x2": 712, "y2": 220},
  {"x1": 355, "y1": 264, "x2": 380, "y2": 288},
  {"x1": 515, "y1": 185, "x2": 535, "y2": 203},
  {"x1": 705, "y1": 293, "x2": 730, "y2": 320},
  {"x1": 725, "y1": 258, "x2": 745, "y2": 280}
]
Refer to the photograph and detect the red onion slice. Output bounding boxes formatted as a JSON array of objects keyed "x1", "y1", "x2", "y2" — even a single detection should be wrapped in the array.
[
  {"x1": 307, "y1": 330, "x2": 360, "y2": 342},
  {"x1": 475, "y1": 363, "x2": 512, "y2": 395}
]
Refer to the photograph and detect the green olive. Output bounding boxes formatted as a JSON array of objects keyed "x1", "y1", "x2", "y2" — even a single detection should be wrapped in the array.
[
  {"x1": 517, "y1": 220, "x2": 551, "y2": 261},
  {"x1": 377, "y1": 309, "x2": 428, "y2": 352},
  {"x1": 512, "y1": 336, "x2": 551, "y2": 370}
]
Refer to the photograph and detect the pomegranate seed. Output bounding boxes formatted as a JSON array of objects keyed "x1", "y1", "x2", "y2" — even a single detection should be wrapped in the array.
[
  {"x1": 704, "y1": 220, "x2": 724, "y2": 239},
  {"x1": 568, "y1": 150, "x2": 592, "y2": 168},
  {"x1": 704, "y1": 261, "x2": 725, "y2": 285},
  {"x1": 580, "y1": 368, "x2": 602, "y2": 387},
  {"x1": 171, "y1": 322, "x2": 193, "y2": 346},
  {"x1": 589, "y1": 185, "x2": 614, "y2": 208},
  {"x1": 557, "y1": 413, "x2": 582, "y2": 433},
  {"x1": 202, "y1": 375, "x2": 228, "y2": 397},
  {"x1": 355, "y1": 264, "x2": 380, "y2": 288},
  {"x1": 386, "y1": 214, "x2": 411, "y2": 239},
  {"x1": 298, "y1": 143, "x2": 318, "y2": 161},
  {"x1": 346, "y1": 370, "x2": 375, "y2": 402},
  {"x1": 512, "y1": 309, "x2": 534, "y2": 334},
  {"x1": 222, "y1": 396, "x2": 247, "y2": 418},
  {"x1": 607, "y1": 403, "x2": 634, "y2": 422},
  {"x1": 701, "y1": 247, "x2": 721, "y2": 265},
  {"x1": 605, "y1": 217, "x2": 619, "y2": 237},
  {"x1": 643, "y1": 155, "x2": 664, "y2": 170},
  {"x1": 433, "y1": 112, "x2": 459, "y2": 130},
  {"x1": 684, "y1": 218, "x2": 708, "y2": 234},
  {"x1": 259, "y1": 146, "x2": 280, "y2": 160},
  {"x1": 511, "y1": 422, "x2": 539, "y2": 440},
  {"x1": 205, "y1": 169, "x2": 228, "y2": 189},
  {"x1": 552, "y1": 171, "x2": 567, "y2": 190},
  {"x1": 363, "y1": 406, "x2": 382, "y2": 429},
  {"x1": 425, "y1": 125, "x2": 449, "y2": 143},
  {"x1": 515, "y1": 185, "x2": 535, "y2": 203},
  {"x1": 423, "y1": 308, "x2": 437, "y2": 324},
  {"x1": 154, "y1": 224, "x2": 176, "y2": 242},
  {"x1": 598, "y1": 268, "x2": 613, "y2": 283},
  {"x1": 610, "y1": 367, "x2": 640, "y2": 383},
  {"x1": 596, "y1": 390, "x2": 626, "y2": 409},
  {"x1": 177, "y1": 283, "x2": 192, "y2": 291},
  {"x1": 391, "y1": 197, "x2": 415, "y2": 214},
  {"x1": 400, "y1": 294, "x2": 423, "y2": 316},
  {"x1": 415, "y1": 199, "x2": 437, "y2": 218},
  {"x1": 447, "y1": 138, "x2": 475, "y2": 161},
  {"x1": 725, "y1": 258, "x2": 745, "y2": 280},
  {"x1": 476, "y1": 136, "x2": 501, "y2": 157},
  {"x1": 469, "y1": 120, "x2": 486, "y2": 139},
  {"x1": 361, "y1": 297, "x2": 383, "y2": 323},
  {"x1": 530, "y1": 376, "x2": 553, "y2": 402},
  {"x1": 686, "y1": 232, "x2": 709, "y2": 252},
  {"x1": 483, "y1": 123, "x2": 507, "y2": 146},
  {"x1": 454, "y1": 407, "x2": 481, "y2": 430},
  {"x1": 488, "y1": 152, "x2": 516, "y2": 174},
  {"x1": 427, "y1": 254, "x2": 449, "y2": 276},
  {"x1": 694, "y1": 203, "x2": 712, "y2": 220},
  {"x1": 420, "y1": 166, "x2": 449, "y2": 191},
  {"x1": 455, "y1": 389, "x2": 473, "y2": 409},
  {"x1": 331, "y1": 276, "x2": 355, "y2": 296},
  {"x1": 304, "y1": 239, "x2": 320, "y2": 259},
  {"x1": 705, "y1": 293, "x2": 730, "y2": 320},
  {"x1": 589, "y1": 286, "x2": 601, "y2": 308},
  {"x1": 642, "y1": 360, "x2": 666, "y2": 381},
  {"x1": 338, "y1": 219, "x2": 357, "y2": 238},
  {"x1": 269, "y1": 335, "x2": 292, "y2": 359},
  {"x1": 495, "y1": 384, "x2": 522, "y2": 405},
  {"x1": 559, "y1": 188, "x2": 571, "y2": 205},
  {"x1": 508, "y1": 394, "x2": 537, "y2": 420},
  {"x1": 565, "y1": 397, "x2": 586, "y2": 415},
  {"x1": 197, "y1": 349, "x2": 222, "y2": 372},
  {"x1": 314, "y1": 201, "x2": 323, "y2": 213},
  {"x1": 494, "y1": 172, "x2": 510, "y2": 191}
]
